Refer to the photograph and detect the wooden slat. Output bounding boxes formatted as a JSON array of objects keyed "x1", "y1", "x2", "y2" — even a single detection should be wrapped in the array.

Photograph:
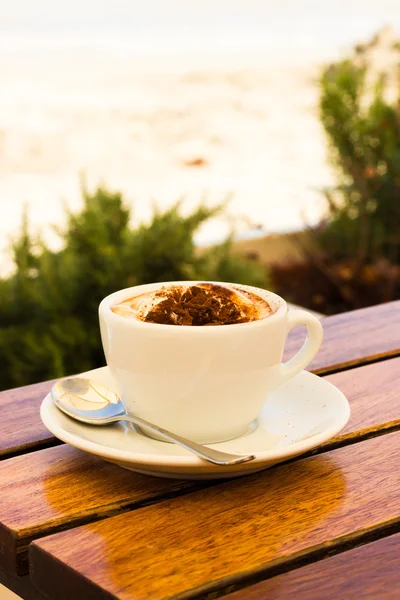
[
  {"x1": 30, "y1": 432, "x2": 400, "y2": 600},
  {"x1": 0, "y1": 379, "x2": 56, "y2": 459},
  {"x1": 0, "y1": 445, "x2": 197, "y2": 575},
  {"x1": 285, "y1": 300, "x2": 400, "y2": 374},
  {"x1": 1, "y1": 301, "x2": 399, "y2": 460},
  {"x1": 1, "y1": 355, "x2": 399, "y2": 579},
  {"x1": 224, "y1": 533, "x2": 400, "y2": 600},
  {"x1": 322, "y1": 356, "x2": 400, "y2": 446}
]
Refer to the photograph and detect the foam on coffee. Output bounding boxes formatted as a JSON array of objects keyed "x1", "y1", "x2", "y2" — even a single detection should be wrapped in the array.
[{"x1": 111, "y1": 283, "x2": 273, "y2": 325}]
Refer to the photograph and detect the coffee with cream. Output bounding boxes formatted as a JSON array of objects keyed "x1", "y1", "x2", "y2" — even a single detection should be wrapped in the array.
[{"x1": 111, "y1": 282, "x2": 273, "y2": 325}]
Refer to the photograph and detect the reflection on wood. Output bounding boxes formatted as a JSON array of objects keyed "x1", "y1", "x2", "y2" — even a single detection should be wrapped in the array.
[
  {"x1": 30, "y1": 432, "x2": 400, "y2": 600},
  {"x1": 0, "y1": 445, "x2": 196, "y2": 575}
]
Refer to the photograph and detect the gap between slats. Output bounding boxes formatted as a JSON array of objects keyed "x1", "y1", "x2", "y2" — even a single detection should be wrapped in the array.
[
  {"x1": 9, "y1": 422, "x2": 400, "y2": 577},
  {"x1": 313, "y1": 349, "x2": 400, "y2": 377},
  {"x1": 2, "y1": 348, "x2": 400, "y2": 464},
  {"x1": 181, "y1": 522, "x2": 400, "y2": 600}
]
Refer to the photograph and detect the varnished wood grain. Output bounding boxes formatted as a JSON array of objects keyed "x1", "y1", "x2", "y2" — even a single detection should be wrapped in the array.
[
  {"x1": 0, "y1": 379, "x2": 56, "y2": 459},
  {"x1": 324, "y1": 356, "x2": 400, "y2": 445},
  {"x1": 30, "y1": 432, "x2": 400, "y2": 600},
  {"x1": 0, "y1": 445, "x2": 197, "y2": 575},
  {"x1": 284, "y1": 300, "x2": 400, "y2": 374},
  {"x1": 1, "y1": 355, "x2": 399, "y2": 580},
  {"x1": 224, "y1": 532, "x2": 400, "y2": 600},
  {"x1": 1, "y1": 301, "x2": 399, "y2": 460}
]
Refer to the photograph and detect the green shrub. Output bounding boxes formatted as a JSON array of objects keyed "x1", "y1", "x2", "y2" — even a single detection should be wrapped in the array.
[
  {"x1": 317, "y1": 36, "x2": 400, "y2": 266},
  {"x1": 0, "y1": 187, "x2": 268, "y2": 389},
  {"x1": 269, "y1": 32, "x2": 400, "y2": 314},
  {"x1": 280, "y1": 32, "x2": 400, "y2": 313}
]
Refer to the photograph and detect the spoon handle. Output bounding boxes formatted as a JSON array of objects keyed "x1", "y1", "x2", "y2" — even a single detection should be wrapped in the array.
[{"x1": 117, "y1": 414, "x2": 255, "y2": 466}]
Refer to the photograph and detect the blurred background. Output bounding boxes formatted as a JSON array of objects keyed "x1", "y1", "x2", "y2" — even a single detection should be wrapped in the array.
[{"x1": 1, "y1": 0, "x2": 400, "y2": 389}]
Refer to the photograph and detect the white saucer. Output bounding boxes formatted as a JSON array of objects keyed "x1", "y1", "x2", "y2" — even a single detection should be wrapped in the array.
[{"x1": 40, "y1": 367, "x2": 350, "y2": 479}]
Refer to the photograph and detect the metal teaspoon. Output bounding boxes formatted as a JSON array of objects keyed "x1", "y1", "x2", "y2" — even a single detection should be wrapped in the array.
[{"x1": 51, "y1": 377, "x2": 255, "y2": 466}]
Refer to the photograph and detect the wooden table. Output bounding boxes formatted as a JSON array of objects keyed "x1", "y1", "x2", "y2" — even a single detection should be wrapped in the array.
[{"x1": 1, "y1": 301, "x2": 400, "y2": 600}]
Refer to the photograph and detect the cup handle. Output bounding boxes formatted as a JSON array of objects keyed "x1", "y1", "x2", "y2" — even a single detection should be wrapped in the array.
[{"x1": 280, "y1": 309, "x2": 324, "y2": 382}]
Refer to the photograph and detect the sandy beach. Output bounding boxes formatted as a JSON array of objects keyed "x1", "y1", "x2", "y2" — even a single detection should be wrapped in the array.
[{"x1": 0, "y1": 58, "x2": 334, "y2": 269}]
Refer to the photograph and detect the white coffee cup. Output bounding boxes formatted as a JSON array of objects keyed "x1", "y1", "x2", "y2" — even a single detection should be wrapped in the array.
[{"x1": 99, "y1": 281, "x2": 323, "y2": 444}]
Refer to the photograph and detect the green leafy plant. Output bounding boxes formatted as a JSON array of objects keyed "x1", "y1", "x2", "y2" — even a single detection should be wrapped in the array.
[
  {"x1": 318, "y1": 54, "x2": 400, "y2": 268},
  {"x1": 0, "y1": 187, "x2": 268, "y2": 389},
  {"x1": 273, "y1": 31, "x2": 400, "y2": 313}
]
